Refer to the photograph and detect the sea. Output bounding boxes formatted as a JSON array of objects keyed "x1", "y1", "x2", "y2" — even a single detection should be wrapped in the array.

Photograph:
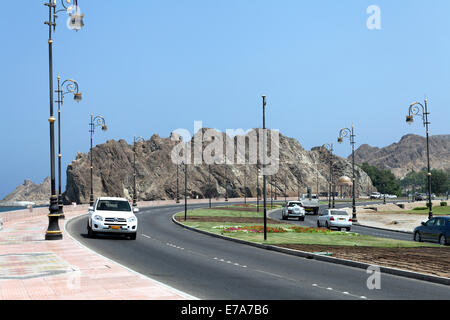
[{"x1": 0, "y1": 205, "x2": 48, "y2": 213}]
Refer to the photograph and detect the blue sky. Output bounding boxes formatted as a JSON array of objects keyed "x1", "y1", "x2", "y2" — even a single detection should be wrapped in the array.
[{"x1": 1, "y1": 0, "x2": 449, "y2": 199}]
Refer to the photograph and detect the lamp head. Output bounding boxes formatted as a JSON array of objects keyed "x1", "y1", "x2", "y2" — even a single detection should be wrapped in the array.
[
  {"x1": 74, "y1": 92, "x2": 82, "y2": 103},
  {"x1": 406, "y1": 115, "x2": 414, "y2": 125},
  {"x1": 101, "y1": 125, "x2": 108, "y2": 132},
  {"x1": 337, "y1": 137, "x2": 343, "y2": 144},
  {"x1": 68, "y1": 12, "x2": 84, "y2": 32}
]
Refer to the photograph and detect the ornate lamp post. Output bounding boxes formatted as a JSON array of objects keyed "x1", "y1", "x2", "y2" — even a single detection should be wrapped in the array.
[
  {"x1": 244, "y1": 165, "x2": 247, "y2": 205},
  {"x1": 133, "y1": 136, "x2": 145, "y2": 207},
  {"x1": 209, "y1": 164, "x2": 212, "y2": 208},
  {"x1": 176, "y1": 164, "x2": 180, "y2": 203},
  {"x1": 262, "y1": 95, "x2": 268, "y2": 241},
  {"x1": 256, "y1": 164, "x2": 259, "y2": 212},
  {"x1": 323, "y1": 143, "x2": 335, "y2": 209},
  {"x1": 184, "y1": 161, "x2": 188, "y2": 221},
  {"x1": 89, "y1": 114, "x2": 107, "y2": 206},
  {"x1": 338, "y1": 125, "x2": 357, "y2": 221},
  {"x1": 44, "y1": 0, "x2": 84, "y2": 241},
  {"x1": 407, "y1": 99, "x2": 433, "y2": 219},
  {"x1": 55, "y1": 77, "x2": 82, "y2": 219}
]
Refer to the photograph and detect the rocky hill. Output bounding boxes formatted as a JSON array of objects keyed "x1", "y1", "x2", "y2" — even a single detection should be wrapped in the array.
[
  {"x1": 352, "y1": 134, "x2": 450, "y2": 178},
  {"x1": 1, "y1": 177, "x2": 51, "y2": 205},
  {"x1": 64, "y1": 129, "x2": 373, "y2": 204}
]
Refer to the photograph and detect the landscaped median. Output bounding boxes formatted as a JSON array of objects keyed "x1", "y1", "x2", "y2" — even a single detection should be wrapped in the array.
[{"x1": 174, "y1": 204, "x2": 450, "y2": 280}]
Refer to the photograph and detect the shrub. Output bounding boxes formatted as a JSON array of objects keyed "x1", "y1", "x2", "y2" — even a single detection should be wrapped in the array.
[
  {"x1": 441, "y1": 202, "x2": 448, "y2": 207},
  {"x1": 412, "y1": 207, "x2": 428, "y2": 211}
]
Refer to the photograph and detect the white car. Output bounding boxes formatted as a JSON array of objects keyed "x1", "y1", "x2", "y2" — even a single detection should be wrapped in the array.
[
  {"x1": 317, "y1": 209, "x2": 352, "y2": 231},
  {"x1": 281, "y1": 201, "x2": 306, "y2": 221},
  {"x1": 87, "y1": 197, "x2": 139, "y2": 240}
]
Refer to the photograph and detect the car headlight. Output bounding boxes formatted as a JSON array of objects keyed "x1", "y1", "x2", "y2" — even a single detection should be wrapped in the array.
[
  {"x1": 94, "y1": 215, "x2": 103, "y2": 221},
  {"x1": 128, "y1": 217, "x2": 137, "y2": 223}
]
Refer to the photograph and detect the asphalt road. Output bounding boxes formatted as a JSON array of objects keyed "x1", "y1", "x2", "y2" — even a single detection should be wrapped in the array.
[{"x1": 66, "y1": 202, "x2": 450, "y2": 300}]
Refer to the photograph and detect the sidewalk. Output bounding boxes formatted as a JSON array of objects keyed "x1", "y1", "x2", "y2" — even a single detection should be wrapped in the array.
[{"x1": 0, "y1": 204, "x2": 194, "y2": 300}]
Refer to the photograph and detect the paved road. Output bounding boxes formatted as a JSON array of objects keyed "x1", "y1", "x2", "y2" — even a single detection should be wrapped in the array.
[
  {"x1": 67, "y1": 202, "x2": 450, "y2": 300},
  {"x1": 269, "y1": 202, "x2": 414, "y2": 242}
]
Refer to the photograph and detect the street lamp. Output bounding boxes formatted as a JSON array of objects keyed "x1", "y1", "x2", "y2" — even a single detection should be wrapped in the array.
[
  {"x1": 262, "y1": 95, "x2": 268, "y2": 241},
  {"x1": 407, "y1": 99, "x2": 433, "y2": 220},
  {"x1": 184, "y1": 161, "x2": 188, "y2": 221},
  {"x1": 55, "y1": 77, "x2": 82, "y2": 219},
  {"x1": 323, "y1": 143, "x2": 335, "y2": 209},
  {"x1": 176, "y1": 164, "x2": 180, "y2": 203},
  {"x1": 338, "y1": 125, "x2": 357, "y2": 222},
  {"x1": 133, "y1": 136, "x2": 145, "y2": 207},
  {"x1": 44, "y1": 0, "x2": 84, "y2": 241},
  {"x1": 256, "y1": 164, "x2": 259, "y2": 212},
  {"x1": 89, "y1": 114, "x2": 107, "y2": 206}
]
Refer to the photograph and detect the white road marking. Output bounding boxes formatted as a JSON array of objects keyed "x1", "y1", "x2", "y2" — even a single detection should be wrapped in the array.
[{"x1": 311, "y1": 283, "x2": 369, "y2": 300}]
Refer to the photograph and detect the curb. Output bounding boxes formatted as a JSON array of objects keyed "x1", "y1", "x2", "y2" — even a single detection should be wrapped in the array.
[
  {"x1": 172, "y1": 212, "x2": 450, "y2": 287},
  {"x1": 353, "y1": 223, "x2": 413, "y2": 235}
]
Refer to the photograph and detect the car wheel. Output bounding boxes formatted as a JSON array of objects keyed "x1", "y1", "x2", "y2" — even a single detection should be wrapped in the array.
[
  {"x1": 129, "y1": 233, "x2": 137, "y2": 240},
  {"x1": 439, "y1": 235, "x2": 447, "y2": 246},
  {"x1": 317, "y1": 220, "x2": 320, "y2": 228},
  {"x1": 326, "y1": 221, "x2": 330, "y2": 229},
  {"x1": 414, "y1": 232, "x2": 422, "y2": 242},
  {"x1": 346, "y1": 227, "x2": 351, "y2": 232}
]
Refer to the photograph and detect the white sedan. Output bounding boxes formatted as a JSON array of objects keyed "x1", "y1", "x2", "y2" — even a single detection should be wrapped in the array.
[
  {"x1": 87, "y1": 197, "x2": 139, "y2": 240},
  {"x1": 317, "y1": 209, "x2": 352, "y2": 231}
]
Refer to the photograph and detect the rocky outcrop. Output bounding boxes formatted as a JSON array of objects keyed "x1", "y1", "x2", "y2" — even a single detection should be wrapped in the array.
[
  {"x1": 352, "y1": 134, "x2": 450, "y2": 178},
  {"x1": 64, "y1": 129, "x2": 373, "y2": 204},
  {"x1": 1, "y1": 177, "x2": 51, "y2": 205}
]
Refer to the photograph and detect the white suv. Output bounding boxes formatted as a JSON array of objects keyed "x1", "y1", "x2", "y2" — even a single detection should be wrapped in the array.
[{"x1": 87, "y1": 197, "x2": 139, "y2": 240}]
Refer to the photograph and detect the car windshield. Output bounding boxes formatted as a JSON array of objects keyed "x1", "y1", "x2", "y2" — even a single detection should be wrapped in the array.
[
  {"x1": 288, "y1": 202, "x2": 302, "y2": 207},
  {"x1": 330, "y1": 210, "x2": 348, "y2": 216},
  {"x1": 96, "y1": 200, "x2": 131, "y2": 212}
]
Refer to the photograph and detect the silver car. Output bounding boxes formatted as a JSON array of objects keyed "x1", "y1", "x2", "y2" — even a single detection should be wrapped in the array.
[
  {"x1": 281, "y1": 201, "x2": 306, "y2": 221},
  {"x1": 317, "y1": 209, "x2": 352, "y2": 231}
]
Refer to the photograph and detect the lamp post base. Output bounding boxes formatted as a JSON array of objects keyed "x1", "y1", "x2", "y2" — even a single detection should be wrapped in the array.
[{"x1": 46, "y1": 198, "x2": 63, "y2": 240}]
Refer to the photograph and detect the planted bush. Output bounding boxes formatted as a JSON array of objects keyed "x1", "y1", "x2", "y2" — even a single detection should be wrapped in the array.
[{"x1": 441, "y1": 202, "x2": 448, "y2": 207}]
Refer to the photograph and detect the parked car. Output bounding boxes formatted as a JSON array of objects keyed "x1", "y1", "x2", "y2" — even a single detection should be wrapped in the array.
[
  {"x1": 87, "y1": 197, "x2": 139, "y2": 240},
  {"x1": 281, "y1": 201, "x2": 306, "y2": 221},
  {"x1": 317, "y1": 209, "x2": 352, "y2": 231},
  {"x1": 413, "y1": 216, "x2": 449, "y2": 245}
]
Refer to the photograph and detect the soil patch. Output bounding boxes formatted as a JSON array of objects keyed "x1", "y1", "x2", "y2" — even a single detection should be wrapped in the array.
[
  {"x1": 276, "y1": 244, "x2": 450, "y2": 278},
  {"x1": 175, "y1": 216, "x2": 284, "y2": 224}
]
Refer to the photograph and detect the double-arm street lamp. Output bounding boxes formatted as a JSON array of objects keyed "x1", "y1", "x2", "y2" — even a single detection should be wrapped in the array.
[
  {"x1": 44, "y1": 0, "x2": 84, "y2": 240},
  {"x1": 55, "y1": 77, "x2": 82, "y2": 219},
  {"x1": 133, "y1": 136, "x2": 145, "y2": 207},
  {"x1": 338, "y1": 125, "x2": 357, "y2": 222},
  {"x1": 407, "y1": 99, "x2": 433, "y2": 219},
  {"x1": 323, "y1": 143, "x2": 335, "y2": 209},
  {"x1": 89, "y1": 114, "x2": 107, "y2": 206}
]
